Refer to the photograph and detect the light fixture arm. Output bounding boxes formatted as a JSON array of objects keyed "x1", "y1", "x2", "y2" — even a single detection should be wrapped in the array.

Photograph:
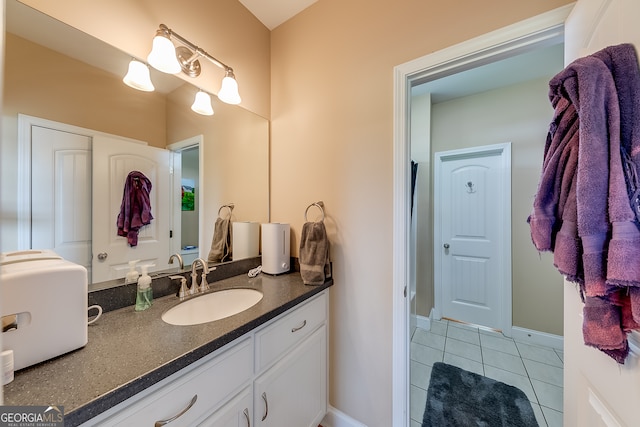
[{"x1": 158, "y1": 24, "x2": 233, "y2": 74}]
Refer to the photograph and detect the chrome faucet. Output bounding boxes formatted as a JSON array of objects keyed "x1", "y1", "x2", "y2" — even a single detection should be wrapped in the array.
[
  {"x1": 168, "y1": 253, "x2": 184, "y2": 270},
  {"x1": 191, "y1": 258, "x2": 211, "y2": 294}
]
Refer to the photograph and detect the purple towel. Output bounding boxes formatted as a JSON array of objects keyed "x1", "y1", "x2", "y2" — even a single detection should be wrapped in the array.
[
  {"x1": 582, "y1": 296, "x2": 628, "y2": 363},
  {"x1": 116, "y1": 171, "x2": 153, "y2": 247},
  {"x1": 595, "y1": 45, "x2": 640, "y2": 288},
  {"x1": 530, "y1": 44, "x2": 640, "y2": 364}
]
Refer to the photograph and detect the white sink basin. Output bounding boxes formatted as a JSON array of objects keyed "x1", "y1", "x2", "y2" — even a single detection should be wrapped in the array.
[{"x1": 162, "y1": 288, "x2": 263, "y2": 326}]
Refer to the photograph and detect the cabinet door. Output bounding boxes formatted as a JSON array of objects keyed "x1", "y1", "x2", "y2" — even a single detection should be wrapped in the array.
[
  {"x1": 254, "y1": 325, "x2": 327, "y2": 427},
  {"x1": 197, "y1": 386, "x2": 252, "y2": 427}
]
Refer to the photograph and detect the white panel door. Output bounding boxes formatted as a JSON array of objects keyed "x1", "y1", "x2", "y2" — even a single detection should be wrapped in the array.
[
  {"x1": 563, "y1": 0, "x2": 640, "y2": 426},
  {"x1": 31, "y1": 126, "x2": 92, "y2": 276},
  {"x1": 435, "y1": 144, "x2": 510, "y2": 331},
  {"x1": 92, "y1": 135, "x2": 172, "y2": 282}
]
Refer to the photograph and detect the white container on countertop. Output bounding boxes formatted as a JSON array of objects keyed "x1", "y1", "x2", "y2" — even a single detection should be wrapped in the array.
[
  {"x1": 1, "y1": 250, "x2": 88, "y2": 371},
  {"x1": 261, "y1": 223, "x2": 290, "y2": 275}
]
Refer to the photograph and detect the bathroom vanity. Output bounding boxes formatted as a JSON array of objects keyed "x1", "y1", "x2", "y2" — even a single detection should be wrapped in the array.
[{"x1": 2, "y1": 272, "x2": 331, "y2": 427}]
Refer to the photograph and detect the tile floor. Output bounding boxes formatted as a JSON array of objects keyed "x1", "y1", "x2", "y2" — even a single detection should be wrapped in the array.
[{"x1": 410, "y1": 319, "x2": 563, "y2": 427}]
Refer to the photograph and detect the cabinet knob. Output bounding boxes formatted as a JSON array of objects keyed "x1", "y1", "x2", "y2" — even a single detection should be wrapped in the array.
[
  {"x1": 443, "y1": 243, "x2": 450, "y2": 249},
  {"x1": 97, "y1": 252, "x2": 108, "y2": 261},
  {"x1": 154, "y1": 394, "x2": 197, "y2": 427}
]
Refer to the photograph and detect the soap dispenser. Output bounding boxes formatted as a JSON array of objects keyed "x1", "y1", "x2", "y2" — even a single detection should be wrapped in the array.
[
  {"x1": 125, "y1": 259, "x2": 141, "y2": 284},
  {"x1": 135, "y1": 264, "x2": 154, "y2": 311}
]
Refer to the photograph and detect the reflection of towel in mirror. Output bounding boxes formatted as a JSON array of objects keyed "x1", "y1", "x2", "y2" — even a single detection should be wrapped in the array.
[
  {"x1": 117, "y1": 171, "x2": 153, "y2": 247},
  {"x1": 299, "y1": 221, "x2": 331, "y2": 285},
  {"x1": 208, "y1": 217, "x2": 232, "y2": 263}
]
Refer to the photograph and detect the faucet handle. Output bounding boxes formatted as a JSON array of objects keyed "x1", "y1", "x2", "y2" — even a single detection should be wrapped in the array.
[
  {"x1": 199, "y1": 270, "x2": 210, "y2": 293},
  {"x1": 169, "y1": 275, "x2": 189, "y2": 300}
]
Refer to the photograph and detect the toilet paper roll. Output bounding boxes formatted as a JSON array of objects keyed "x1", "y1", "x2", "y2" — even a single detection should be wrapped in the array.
[
  {"x1": 232, "y1": 222, "x2": 260, "y2": 260},
  {"x1": 261, "y1": 223, "x2": 290, "y2": 275}
]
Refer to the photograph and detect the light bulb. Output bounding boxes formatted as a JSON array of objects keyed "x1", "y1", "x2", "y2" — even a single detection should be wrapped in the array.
[
  {"x1": 123, "y1": 60, "x2": 155, "y2": 92},
  {"x1": 147, "y1": 34, "x2": 181, "y2": 74},
  {"x1": 217, "y1": 71, "x2": 241, "y2": 105},
  {"x1": 191, "y1": 91, "x2": 214, "y2": 116}
]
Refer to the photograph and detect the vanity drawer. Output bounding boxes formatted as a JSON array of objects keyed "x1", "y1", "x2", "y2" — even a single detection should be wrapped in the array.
[
  {"x1": 255, "y1": 292, "x2": 327, "y2": 372},
  {"x1": 99, "y1": 338, "x2": 252, "y2": 427}
]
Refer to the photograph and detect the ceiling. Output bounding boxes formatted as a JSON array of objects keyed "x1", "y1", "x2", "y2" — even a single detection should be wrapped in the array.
[{"x1": 239, "y1": 0, "x2": 319, "y2": 30}]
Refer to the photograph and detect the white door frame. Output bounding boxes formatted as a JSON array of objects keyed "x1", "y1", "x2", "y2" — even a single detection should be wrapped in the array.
[
  {"x1": 391, "y1": 5, "x2": 573, "y2": 426},
  {"x1": 433, "y1": 143, "x2": 512, "y2": 334},
  {"x1": 167, "y1": 135, "x2": 205, "y2": 260}
]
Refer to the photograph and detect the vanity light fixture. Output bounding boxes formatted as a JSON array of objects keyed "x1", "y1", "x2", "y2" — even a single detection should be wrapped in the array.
[
  {"x1": 146, "y1": 24, "x2": 242, "y2": 105},
  {"x1": 191, "y1": 91, "x2": 215, "y2": 116},
  {"x1": 123, "y1": 59, "x2": 155, "y2": 92}
]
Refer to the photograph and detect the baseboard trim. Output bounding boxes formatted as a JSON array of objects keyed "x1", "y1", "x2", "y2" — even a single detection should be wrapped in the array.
[
  {"x1": 511, "y1": 326, "x2": 564, "y2": 350},
  {"x1": 321, "y1": 406, "x2": 368, "y2": 427},
  {"x1": 416, "y1": 314, "x2": 431, "y2": 331}
]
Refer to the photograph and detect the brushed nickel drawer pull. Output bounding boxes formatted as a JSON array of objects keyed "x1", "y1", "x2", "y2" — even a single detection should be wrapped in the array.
[
  {"x1": 261, "y1": 392, "x2": 269, "y2": 421},
  {"x1": 154, "y1": 394, "x2": 197, "y2": 426},
  {"x1": 243, "y1": 408, "x2": 250, "y2": 427},
  {"x1": 291, "y1": 319, "x2": 307, "y2": 333}
]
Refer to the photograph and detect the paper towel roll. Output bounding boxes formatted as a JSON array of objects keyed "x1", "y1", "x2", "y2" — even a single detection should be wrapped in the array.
[
  {"x1": 261, "y1": 223, "x2": 290, "y2": 274},
  {"x1": 232, "y1": 222, "x2": 259, "y2": 260}
]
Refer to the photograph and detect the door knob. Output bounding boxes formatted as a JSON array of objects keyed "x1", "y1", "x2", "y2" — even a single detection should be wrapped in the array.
[
  {"x1": 443, "y1": 243, "x2": 450, "y2": 249},
  {"x1": 97, "y1": 252, "x2": 108, "y2": 261}
]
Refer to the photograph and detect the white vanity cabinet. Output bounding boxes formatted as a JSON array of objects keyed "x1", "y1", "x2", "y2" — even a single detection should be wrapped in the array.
[
  {"x1": 81, "y1": 290, "x2": 328, "y2": 427},
  {"x1": 253, "y1": 292, "x2": 328, "y2": 427},
  {"x1": 254, "y1": 325, "x2": 327, "y2": 426}
]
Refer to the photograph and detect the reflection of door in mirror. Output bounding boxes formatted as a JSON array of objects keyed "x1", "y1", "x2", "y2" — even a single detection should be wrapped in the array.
[
  {"x1": 30, "y1": 126, "x2": 92, "y2": 278},
  {"x1": 169, "y1": 136, "x2": 203, "y2": 268},
  {"x1": 20, "y1": 115, "x2": 172, "y2": 283}
]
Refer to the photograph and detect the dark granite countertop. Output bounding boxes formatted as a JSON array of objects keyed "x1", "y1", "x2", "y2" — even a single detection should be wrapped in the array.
[{"x1": 2, "y1": 272, "x2": 332, "y2": 426}]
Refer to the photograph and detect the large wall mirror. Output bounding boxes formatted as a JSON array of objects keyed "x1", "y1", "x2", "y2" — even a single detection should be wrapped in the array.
[{"x1": 1, "y1": 0, "x2": 270, "y2": 289}]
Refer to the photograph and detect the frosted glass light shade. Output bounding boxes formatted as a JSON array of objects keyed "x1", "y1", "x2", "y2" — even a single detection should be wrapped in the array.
[
  {"x1": 147, "y1": 35, "x2": 181, "y2": 74},
  {"x1": 218, "y1": 75, "x2": 241, "y2": 105},
  {"x1": 191, "y1": 91, "x2": 214, "y2": 116},
  {"x1": 123, "y1": 60, "x2": 155, "y2": 92}
]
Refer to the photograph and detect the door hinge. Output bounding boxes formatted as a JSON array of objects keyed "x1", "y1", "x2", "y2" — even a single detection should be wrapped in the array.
[
  {"x1": 404, "y1": 286, "x2": 407, "y2": 298},
  {"x1": 169, "y1": 230, "x2": 173, "y2": 238}
]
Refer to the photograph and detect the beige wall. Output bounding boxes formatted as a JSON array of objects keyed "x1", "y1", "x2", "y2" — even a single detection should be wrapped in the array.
[
  {"x1": 4, "y1": 34, "x2": 168, "y2": 145},
  {"x1": 20, "y1": 0, "x2": 271, "y2": 119},
  {"x1": 166, "y1": 83, "x2": 270, "y2": 245},
  {"x1": 411, "y1": 93, "x2": 433, "y2": 317},
  {"x1": 431, "y1": 77, "x2": 564, "y2": 336},
  {"x1": 271, "y1": 0, "x2": 572, "y2": 425}
]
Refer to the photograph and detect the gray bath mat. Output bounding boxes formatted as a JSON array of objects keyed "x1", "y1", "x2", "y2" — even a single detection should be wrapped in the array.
[{"x1": 422, "y1": 362, "x2": 538, "y2": 427}]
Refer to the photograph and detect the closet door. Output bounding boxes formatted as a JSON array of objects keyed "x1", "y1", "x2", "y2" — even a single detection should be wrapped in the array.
[{"x1": 563, "y1": 1, "x2": 640, "y2": 426}]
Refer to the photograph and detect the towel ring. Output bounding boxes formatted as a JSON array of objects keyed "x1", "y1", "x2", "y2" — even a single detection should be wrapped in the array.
[
  {"x1": 304, "y1": 201, "x2": 325, "y2": 222},
  {"x1": 218, "y1": 203, "x2": 234, "y2": 219}
]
